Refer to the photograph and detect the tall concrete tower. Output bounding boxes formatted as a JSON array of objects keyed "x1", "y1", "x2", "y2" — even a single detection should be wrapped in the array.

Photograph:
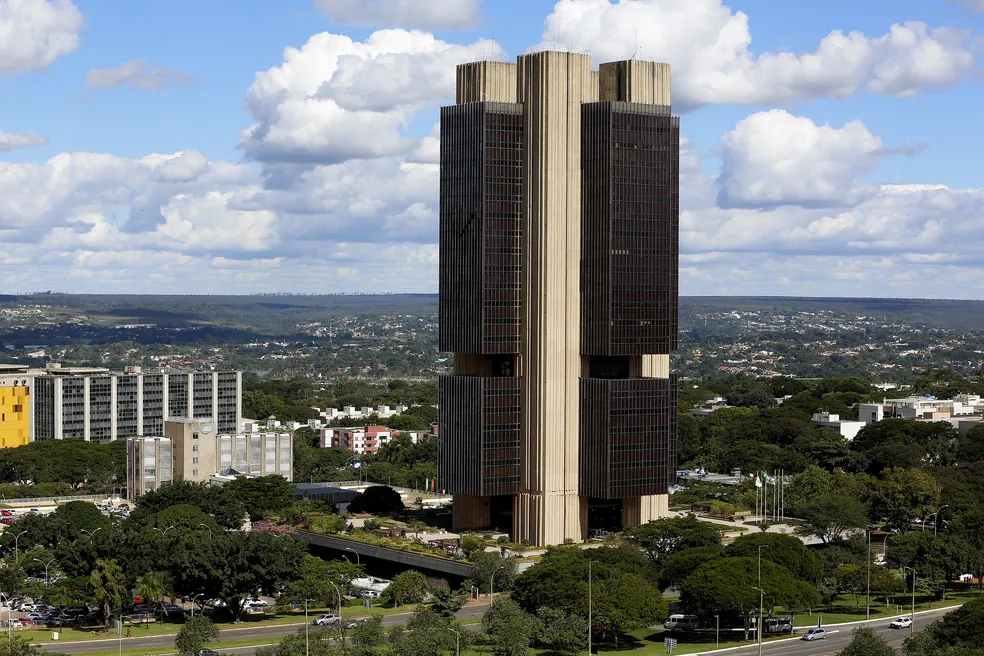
[{"x1": 438, "y1": 52, "x2": 679, "y2": 546}]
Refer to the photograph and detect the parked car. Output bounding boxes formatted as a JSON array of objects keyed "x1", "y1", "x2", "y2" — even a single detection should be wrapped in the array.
[
  {"x1": 890, "y1": 616, "x2": 913, "y2": 629},
  {"x1": 312, "y1": 613, "x2": 341, "y2": 626},
  {"x1": 802, "y1": 628, "x2": 826, "y2": 641},
  {"x1": 246, "y1": 599, "x2": 269, "y2": 607}
]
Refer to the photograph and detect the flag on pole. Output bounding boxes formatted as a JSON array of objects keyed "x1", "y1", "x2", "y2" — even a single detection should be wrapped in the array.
[
  {"x1": 755, "y1": 475, "x2": 762, "y2": 488},
  {"x1": 352, "y1": 461, "x2": 362, "y2": 470}
]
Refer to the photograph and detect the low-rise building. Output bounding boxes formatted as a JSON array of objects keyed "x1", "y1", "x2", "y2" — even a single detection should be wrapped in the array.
[
  {"x1": 0, "y1": 364, "x2": 32, "y2": 448},
  {"x1": 126, "y1": 418, "x2": 292, "y2": 497},
  {"x1": 859, "y1": 395, "x2": 981, "y2": 424},
  {"x1": 811, "y1": 412, "x2": 866, "y2": 441}
]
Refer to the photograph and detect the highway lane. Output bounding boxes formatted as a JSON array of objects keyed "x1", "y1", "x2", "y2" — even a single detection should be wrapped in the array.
[
  {"x1": 40, "y1": 603, "x2": 490, "y2": 654},
  {"x1": 40, "y1": 604, "x2": 955, "y2": 655},
  {"x1": 709, "y1": 606, "x2": 956, "y2": 656}
]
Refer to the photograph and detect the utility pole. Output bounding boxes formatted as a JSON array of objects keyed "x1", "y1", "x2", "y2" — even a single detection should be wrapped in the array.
[
  {"x1": 866, "y1": 525, "x2": 871, "y2": 621},
  {"x1": 751, "y1": 586, "x2": 765, "y2": 656},
  {"x1": 587, "y1": 560, "x2": 593, "y2": 655},
  {"x1": 903, "y1": 567, "x2": 917, "y2": 635}
]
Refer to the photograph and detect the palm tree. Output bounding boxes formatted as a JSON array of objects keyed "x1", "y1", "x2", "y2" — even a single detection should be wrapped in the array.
[
  {"x1": 134, "y1": 571, "x2": 172, "y2": 616},
  {"x1": 90, "y1": 558, "x2": 127, "y2": 626}
]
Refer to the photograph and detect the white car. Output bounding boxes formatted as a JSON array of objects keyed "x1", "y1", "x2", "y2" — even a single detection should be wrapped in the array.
[
  {"x1": 890, "y1": 616, "x2": 913, "y2": 629},
  {"x1": 312, "y1": 613, "x2": 341, "y2": 626},
  {"x1": 802, "y1": 628, "x2": 826, "y2": 641}
]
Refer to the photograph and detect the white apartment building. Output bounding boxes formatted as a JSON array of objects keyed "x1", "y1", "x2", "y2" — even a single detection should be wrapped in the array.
[
  {"x1": 33, "y1": 364, "x2": 241, "y2": 442},
  {"x1": 859, "y1": 395, "x2": 981, "y2": 424},
  {"x1": 811, "y1": 412, "x2": 866, "y2": 441},
  {"x1": 318, "y1": 404, "x2": 409, "y2": 422},
  {"x1": 127, "y1": 418, "x2": 292, "y2": 497}
]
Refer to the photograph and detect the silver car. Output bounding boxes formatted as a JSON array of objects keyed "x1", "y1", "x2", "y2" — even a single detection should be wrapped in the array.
[{"x1": 802, "y1": 628, "x2": 826, "y2": 641}]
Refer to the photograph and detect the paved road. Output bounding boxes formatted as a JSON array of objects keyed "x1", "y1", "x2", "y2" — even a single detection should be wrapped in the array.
[
  {"x1": 40, "y1": 603, "x2": 490, "y2": 654},
  {"x1": 705, "y1": 607, "x2": 955, "y2": 656}
]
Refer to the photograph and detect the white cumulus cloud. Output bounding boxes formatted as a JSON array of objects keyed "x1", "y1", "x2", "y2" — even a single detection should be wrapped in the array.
[
  {"x1": 541, "y1": 0, "x2": 978, "y2": 111},
  {"x1": 0, "y1": 129, "x2": 46, "y2": 151},
  {"x1": 0, "y1": 0, "x2": 83, "y2": 74},
  {"x1": 239, "y1": 29, "x2": 495, "y2": 164},
  {"x1": 717, "y1": 110, "x2": 882, "y2": 209},
  {"x1": 84, "y1": 59, "x2": 193, "y2": 90},
  {"x1": 313, "y1": 0, "x2": 483, "y2": 30}
]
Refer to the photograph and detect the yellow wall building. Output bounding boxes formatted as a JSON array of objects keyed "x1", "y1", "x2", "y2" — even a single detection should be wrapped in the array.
[{"x1": 0, "y1": 383, "x2": 30, "y2": 448}]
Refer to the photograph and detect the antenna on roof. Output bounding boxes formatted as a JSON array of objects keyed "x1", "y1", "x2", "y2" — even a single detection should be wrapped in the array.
[{"x1": 633, "y1": 30, "x2": 638, "y2": 59}]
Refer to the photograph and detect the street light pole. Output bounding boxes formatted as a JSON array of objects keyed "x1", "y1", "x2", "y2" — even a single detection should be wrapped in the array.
[
  {"x1": 329, "y1": 582, "x2": 346, "y2": 656},
  {"x1": 903, "y1": 566, "x2": 917, "y2": 635},
  {"x1": 81, "y1": 527, "x2": 103, "y2": 538},
  {"x1": 191, "y1": 594, "x2": 203, "y2": 618},
  {"x1": 447, "y1": 627, "x2": 461, "y2": 656},
  {"x1": 33, "y1": 557, "x2": 54, "y2": 587},
  {"x1": 866, "y1": 525, "x2": 871, "y2": 621},
  {"x1": 344, "y1": 547, "x2": 360, "y2": 566},
  {"x1": 198, "y1": 524, "x2": 212, "y2": 540},
  {"x1": 933, "y1": 505, "x2": 949, "y2": 536},
  {"x1": 305, "y1": 599, "x2": 309, "y2": 656},
  {"x1": 490, "y1": 565, "x2": 505, "y2": 606},
  {"x1": 715, "y1": 614, "x2": 719, "y2": 649},
  {"x1": 588, "y1": 561, "x2": 593, "y2": 656},
  {"x1": 751, "y1": 586, "x2": 765, "y2": 656},
  {"x1": 756, "y1": 545, "x2": 769, "y2": 653}
]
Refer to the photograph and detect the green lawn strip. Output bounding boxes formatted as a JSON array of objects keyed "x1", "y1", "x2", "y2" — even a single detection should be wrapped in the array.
[
  {"x1": 28, "y1": 605, "x2": 405, "y2": 645},
  {"x1": 462, "y1": 629, "x2": 795, "y2": 655},
  {"x1": 56, "y1": 637, "x2": 280, "y2": 656},
  {"x1": 787, "y1": 590, "x2": 979, "y2": 627}
]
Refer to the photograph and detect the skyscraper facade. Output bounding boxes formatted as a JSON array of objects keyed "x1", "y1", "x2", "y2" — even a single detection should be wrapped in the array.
[{"x1": 438, "y1": 53, "x2": 679, "y2": 546}]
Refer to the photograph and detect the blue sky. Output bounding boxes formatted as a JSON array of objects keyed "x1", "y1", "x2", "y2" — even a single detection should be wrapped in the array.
[{"x1": 1, "y1": 0, "x2": 983, "y2": 297}]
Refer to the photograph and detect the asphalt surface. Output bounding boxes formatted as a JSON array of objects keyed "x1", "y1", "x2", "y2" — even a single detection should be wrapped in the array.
[
  {"x1": 40, "y1": 603, "x2": 490, "y2": 654},
  {"x1": 39, "y1": 604, "x2": 957, "y2": 655},
  {"x1": 700, "y1": 606, "x2": 957, "y2": 656}
]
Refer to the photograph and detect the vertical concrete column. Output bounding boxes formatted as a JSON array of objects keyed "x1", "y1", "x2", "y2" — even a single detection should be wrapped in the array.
[
  {"x1": 212, "y1": 373, "x2": 219, "y2": 421},
  {"x1": 514, "y1": 51, "x2": 593, "y2": 545},
  {"x1": 54, "y1": 378, "x2": 63, "y2": 440},
  {"x1": 136, "y1": 375, "x2": 144, "y2": 435},
  {"x1": 235, "y1": 371, "x2": 243, "y2": 430},
  {"x1": 161, "y1": 374, "x2": 169, "y2": 422},
  {"x1": 110, "y1": 376, "x2": 118, "y2": 441},
  {"x1": 83, "y1": 377, "x2": 91, "y2": 442},
  {"x1": 186, "y1": 373, "x2": 194, "y2": 418}
]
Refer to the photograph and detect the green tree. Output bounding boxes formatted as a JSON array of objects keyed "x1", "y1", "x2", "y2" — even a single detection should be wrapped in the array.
[
  {"x1": 175, "y1": 616, "x2": 219, "y2": 656},
  {"x1": 592, "y1": 571, "x2": 668, "y2": 646},
  {"x1": 903, "y1": 596, "x2": 984, "y2": 654},
  {"x1": 870, "y1": 468, "x2": 942, "y2": 534},
  {"x1": 221, "y1": 475, "x2": 295, "y2": 522},
  {"x1": 840, "y1": 626, "x2": 896, "y2": 656},
  {"x1": 284, "y1": 555, "x2": 364, "y2": 608},
  {"x1": 0, "y1": 637, "x2": 46, "y2": 656},
  {"x1": 681, "y1": 557, "x2": 820, "y2": 640},
  {"x1": 134, "y1": 570, "x2": 172, "y2": 615},
  {"x1": 387, "y1": 570, "x2": 429, "y2": 607},
  {"x1": 725, "y1": 533, "x2": 824, "y2": 583},
  {"x1": 347, "y1": 486, "x2": 405, "y2": 515},
  {"x1": 623, "y1": 515, "x2": 722, "y2": 571},
  {"x1": 351, "y1": 614, "x2": 386, "y2": 655},
  {"x1": 460, "y1": 534, "x2": 483, "y2": 559},
  {"x1": 90, "y1": 558, "x2": 127, "y2": 626},
  {"x1": 483, "y1": 598, "x2": 537, "y2": 656},
  {"x1": 657, "y1": 546, "x2": 723, "y2": 591},
  {"x1": 472, "y1": 551, "x2": 518, "y2": 594},
  {"x1": 52, "y1": 500, "x2": 112, "y2": 533},
  {"x1": 388, "y1": 609, "x2": 468, "y2": 656},
  {"x1": 535, "y1": 607, "x2": 586, "y2": 656},
  {"x1": 795, "y1": 494, "x2": 869, "y2": 544}
]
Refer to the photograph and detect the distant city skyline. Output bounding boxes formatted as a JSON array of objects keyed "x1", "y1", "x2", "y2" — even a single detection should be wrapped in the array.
[{"x1": 1, "y1": 0, "x2": 982, "y2": 298}]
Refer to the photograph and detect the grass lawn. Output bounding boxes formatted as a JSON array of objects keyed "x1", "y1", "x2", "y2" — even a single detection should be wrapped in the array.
[
  {"x1": 27, "y1": 603, "x2": 410, "y2": 644},
  {"x1": 60, "y1": 637, "x2": 280, "y2": 656},
  {"x1": 462, "y1": 629, "x2": 796, "y2": 655},
  {"x1": 787, "y1": 588, "x2": 983, "y2": 626}
]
